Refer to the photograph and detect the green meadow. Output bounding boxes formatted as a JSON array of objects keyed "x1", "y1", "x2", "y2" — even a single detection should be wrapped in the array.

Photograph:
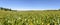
[{"x1": 0, "y1": 10, "x2": 60, "y2": 25}]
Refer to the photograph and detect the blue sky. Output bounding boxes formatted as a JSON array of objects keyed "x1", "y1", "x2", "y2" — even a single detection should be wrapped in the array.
[{"x1": 0, "y1": 0, "x2": 60, "y2": 10}]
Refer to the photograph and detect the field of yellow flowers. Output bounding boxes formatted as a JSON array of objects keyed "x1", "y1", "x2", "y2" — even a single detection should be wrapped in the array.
[{"x1": 0, "y1": 10, "x2": 60, "y2": 25}]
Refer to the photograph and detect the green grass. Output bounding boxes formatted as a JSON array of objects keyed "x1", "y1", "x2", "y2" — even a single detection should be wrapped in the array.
[{"x1": 0, "y1": 10, "x2": 60, "y2": 25}]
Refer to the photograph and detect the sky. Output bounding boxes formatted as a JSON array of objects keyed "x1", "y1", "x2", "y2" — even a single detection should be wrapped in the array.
[{"x1": 0, "y1": 0, "x2": 60, "y2": 10}]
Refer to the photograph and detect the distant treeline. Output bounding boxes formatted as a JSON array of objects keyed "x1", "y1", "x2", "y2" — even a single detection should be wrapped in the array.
[
  {"x1": 0, "y1": 7, "x2": 12, "y2": 11},
  {"x1": 0, "y1": 7, "x2": 17, "y2": 12}
]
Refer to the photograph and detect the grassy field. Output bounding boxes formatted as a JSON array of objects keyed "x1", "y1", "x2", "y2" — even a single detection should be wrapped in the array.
[{"x1": 0, "y1": 10, "x2": 60, "y2": 25}]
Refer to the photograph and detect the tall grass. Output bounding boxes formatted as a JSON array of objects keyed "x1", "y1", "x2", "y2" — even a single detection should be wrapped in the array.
[{"x1": 0, "y1": 10, "x2": 60, "y2": 25}]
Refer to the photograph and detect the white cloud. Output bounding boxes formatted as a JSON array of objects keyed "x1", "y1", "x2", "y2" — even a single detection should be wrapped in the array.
[
  {"x1": 11, "y1": 8, "x2": 58, "y2": 11},
  {"x1": 12, "y1": 8, "x2": 46, "y2": 10}
]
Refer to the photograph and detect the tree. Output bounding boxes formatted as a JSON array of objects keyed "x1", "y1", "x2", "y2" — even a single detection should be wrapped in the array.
[
  {"x1": 0, "y1": 7, "x2": 12, "y2": 11},
  {"x1": 58, "y1": 9, "x2": 60, "y2": 10}
]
